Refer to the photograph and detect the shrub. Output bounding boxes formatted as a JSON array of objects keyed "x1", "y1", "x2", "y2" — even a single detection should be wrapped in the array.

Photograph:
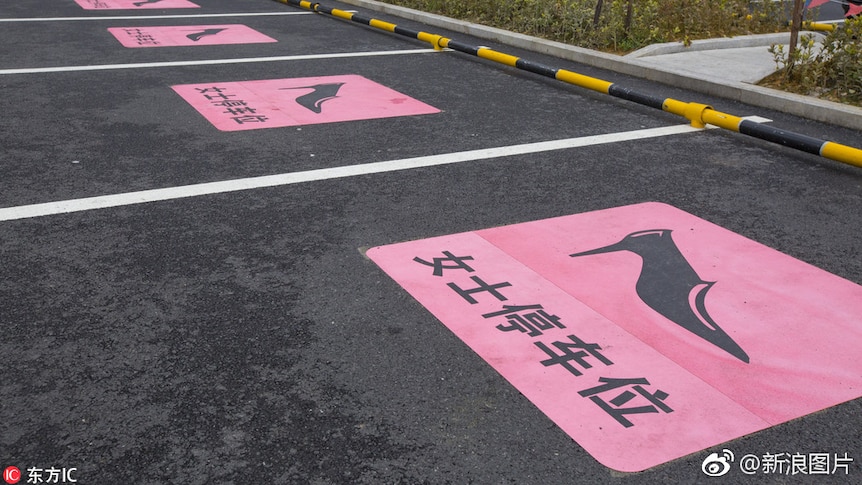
[
  {"x1": 383, "y1": 0, "x2": 790, "y2": 52},
  {"x1": 766, "y1": 17, "x2": 862, "y2": 106}
]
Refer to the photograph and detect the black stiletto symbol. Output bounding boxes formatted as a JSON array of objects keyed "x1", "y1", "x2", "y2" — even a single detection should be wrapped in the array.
[
  {"x1": 133, "y1": 0, "x2": 163, "y2": 6},
  {"x1": 280, "y1": 83, "x2": 346, "y2": 114},
  {"x1": 570, "y1": 229, "x2": 750, "y2": 363},
  {"x1": 186, "y1": 28, "x2": 227, "y2": 42}
]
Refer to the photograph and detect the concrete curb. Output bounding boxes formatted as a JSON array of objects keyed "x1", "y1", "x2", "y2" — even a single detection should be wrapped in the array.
[
  {"x1": 338, "y1": 0, "x2": 862, "y2": 130},
  {"x1": 625, "y1": 32, "x2": 814, "y2": 58}
]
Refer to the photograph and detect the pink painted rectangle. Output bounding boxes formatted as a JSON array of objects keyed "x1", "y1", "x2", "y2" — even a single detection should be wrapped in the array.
[
  {"x1": 478, "y1": 202, "x2": 862, "y2": 425},
  {"x1": 172, "y1": 75, "x2": 440, "y2": 131},
  {"x1": 108, "y1": 25, "x2": 277, "y2": 48},
  {"x1": 367, "y1": 202, "x2": 862, "y2": 472},
  {"x1": 75, "y1": 0, "x2": 199, "y2": 9},
  {"x1": 367, "y1": 231, "x2": 770, "y2": 472}
]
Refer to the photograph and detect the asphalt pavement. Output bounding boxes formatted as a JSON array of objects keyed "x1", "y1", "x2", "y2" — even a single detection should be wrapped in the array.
[{"x1": 1, "y1": 1, "x2": 861, "y2": 484}]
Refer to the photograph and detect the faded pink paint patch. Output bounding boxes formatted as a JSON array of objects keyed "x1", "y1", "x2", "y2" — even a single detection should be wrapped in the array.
[
  {"x1": 172, "y1": 75, "x2": 439, "y2": 131},
  {"x1": 367, "y1": 202, "x2": 862, "y2": 471},
  {"x1": 108, "y1": 25, "x2": 277, "y2": 48},
  {"x1": 75, "y1": 0, "x2": 198, "y2": 9}
]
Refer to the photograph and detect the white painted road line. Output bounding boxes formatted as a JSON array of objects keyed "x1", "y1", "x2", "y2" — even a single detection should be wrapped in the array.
[
  {"x1": 0, "y1": 12, "x2": 317, "y2": 22},
  {"x1": 0, "y1": 124, "x2": 703, "y2": 222},
  {"x1": 0, "y1": 49, "x2": 444, "y2": 75}
]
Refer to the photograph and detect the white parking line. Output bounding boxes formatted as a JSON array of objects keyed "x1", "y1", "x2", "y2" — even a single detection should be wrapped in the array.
[
  {"x1": 0, "y1": 48, "x2": 444, "y2": 75},
  {"x1": 0, "y1": 124, "x2": 703, "y2": 222},
  {"x1": 0, "y1": 12, "x2": 316, "y2": 22}
]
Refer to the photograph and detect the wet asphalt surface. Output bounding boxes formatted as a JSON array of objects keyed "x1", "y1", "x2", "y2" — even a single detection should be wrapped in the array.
[{"x1": 1, "y1": 1, "x2": 861, "y2": 484}]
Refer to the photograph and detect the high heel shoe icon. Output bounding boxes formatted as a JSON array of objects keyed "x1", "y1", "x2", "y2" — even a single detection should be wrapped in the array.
[{"x1": 571, "y1": 229, "x2": 749, "y2": 363}]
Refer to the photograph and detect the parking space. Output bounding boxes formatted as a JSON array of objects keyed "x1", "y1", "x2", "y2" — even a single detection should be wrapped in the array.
[{"x1": 2, "y1": 0, "x2": 861, "y2": 483}]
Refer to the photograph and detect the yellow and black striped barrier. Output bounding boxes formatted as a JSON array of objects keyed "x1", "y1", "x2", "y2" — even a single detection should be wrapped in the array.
[
  {"x1": 801, "y1": 21, "x2": 838, "y2": 32},
  {"x1": 272, "y1": 0, "x2": 862, "y2": 169}
]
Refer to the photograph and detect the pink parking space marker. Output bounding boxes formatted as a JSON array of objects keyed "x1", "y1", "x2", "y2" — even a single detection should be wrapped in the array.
[
  {"x1": 367, "y1": 231, "x2": 769, "y2": 472},
  {"x1": 367, "y1": 202, "x2": 862, "y2": 471},
  {"x1": 172, "y1": 75, "x2": 440, "y2": 131},
  {"x1": 478, "y1": 202, "x2": 862, "y2": 425},
  {"x1": 108, "y1": 25, "x2": 277, "y2": 48},
  {"x1": 76, "y1": 0, "x2": 199, "y2": 9}
]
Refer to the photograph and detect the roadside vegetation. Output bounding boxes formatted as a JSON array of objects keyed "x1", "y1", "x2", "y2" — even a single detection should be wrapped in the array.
[
  {"x1": 383, "y1": 0, "x2": 790, "y2": 52},
  {"x1": 382, "y1": 1, "x2": 861, "y2": 106},
  {"x1": 764, "y1": 17, "x2": 862, "y2": 106}
]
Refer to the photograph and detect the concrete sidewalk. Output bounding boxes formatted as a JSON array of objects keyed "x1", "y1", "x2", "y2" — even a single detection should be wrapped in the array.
[
  {"x1": 625, "y1": 33, "x2": 801, "y2": 84},
  {"x1": 340, "y1": 0, "x2": 862, "y2": 130}
]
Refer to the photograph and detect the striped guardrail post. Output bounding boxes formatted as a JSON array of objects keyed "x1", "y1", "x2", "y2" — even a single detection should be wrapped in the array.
[
  {"x1": 801, "y1": 21, "x2": 838, "y2": 32},
  {"x1": 272, "y1": 0, "x2": 862, "y2": 168}
]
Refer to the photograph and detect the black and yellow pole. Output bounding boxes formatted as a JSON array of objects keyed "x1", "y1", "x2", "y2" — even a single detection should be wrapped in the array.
[
  {"x1": 801, "y1": 21, "x2": 837, "y2": 32},
  {"x1": 272, "y1": 0, "x2": 862, "y2": 168}
]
